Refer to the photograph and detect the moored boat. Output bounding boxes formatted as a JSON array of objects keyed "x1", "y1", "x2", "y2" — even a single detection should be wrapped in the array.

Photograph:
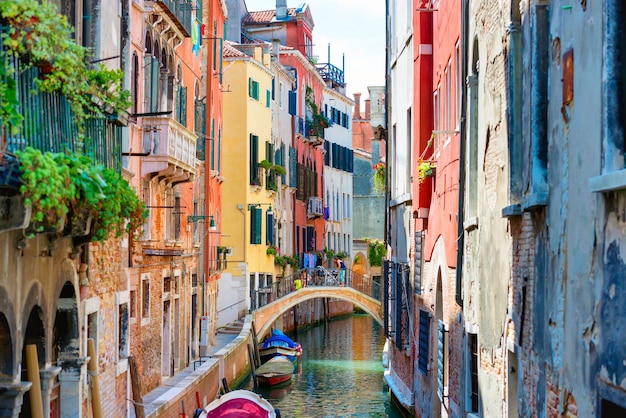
[
  {"x1": 196, "y1": 389, "x2": 280, "y2": 418},
  {"x1": 259, "y1": 329, "x2": 302, "y2": 363},
  {"x1": 255, "y1": 356, "x2": 294, "y2": 386}
]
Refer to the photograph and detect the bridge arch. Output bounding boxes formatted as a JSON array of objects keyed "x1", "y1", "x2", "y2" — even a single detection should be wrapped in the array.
[{"x1": 253, "y1": 287, "x2": 383, "y2": 339}]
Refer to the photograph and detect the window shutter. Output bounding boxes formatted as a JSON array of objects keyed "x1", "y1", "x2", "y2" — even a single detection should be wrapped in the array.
[
  {"x1": 250, "y1": 134, "x2": 259, "y2": 184},
  {"x1": 248, "y1": 77, "x2": 253, "y2": 98},
  {"x1": 289, "y1": 147, "x2": 297, "y2": 187},
  {"x1": 176, "y1": 86, "x2": 187, "y2": 126},
  {"x1": 194, "y1": 99, "x2": 206, "y2": 160},
  {"x1": 217, "y1": 128, "x2": 222, "y2": 172},
  {"x1": 253, "y1": 81, "x2": 259, "y2": 100},
  {"x1": 324, "y1": 141, "x2": 330, "y2": 166},
  {"x1": 271, "y1": 78, "x2": 275, "y2": 100},
  {"x1": 144, "y1": 56, "x2": 152, "y2": 112},
  {"x1": 418, "y1": 310, "x2": 431, "y2": 375},
  {"x1": 415, "y1": 231, "x2": 424, "y2": 294},
  {"x1": 266, "y1": 211, "x2": 274, "y2": 245},
  {"x1": 288, "y1": 90, "x2": 297, "y2": 115},
  {"x1": 266, "y1": 89, "x2": 271, "y2": 107},
  {"x1": 251, "y1": 206, "x2": 262, "y2": 244},
  {"x1": 150, "y1": 57, "x2": 160, "y2": 112},
  {"x1": 437, "y1": 320, "x2": 447, "y2": 400},
  {"x1": 210, "y1": 119, "x2": 215, "y2": 169}
]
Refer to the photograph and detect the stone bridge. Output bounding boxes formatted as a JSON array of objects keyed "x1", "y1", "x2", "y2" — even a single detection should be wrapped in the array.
[{"x1": 251, "y1": 268, "x2": 383, "y2": 339}]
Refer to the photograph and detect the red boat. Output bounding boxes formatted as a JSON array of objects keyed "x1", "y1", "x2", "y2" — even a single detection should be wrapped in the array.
[
  {"x1": 197, "y1": 389, "x2": 279, "y2": 418},
  {"x1": 254, "y1": 356, "x2": 294, "y2": 386}
]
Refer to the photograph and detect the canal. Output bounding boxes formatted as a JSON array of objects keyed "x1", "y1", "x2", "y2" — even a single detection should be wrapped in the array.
[{"x1": 244, "y1": 313, "x2": 405, "y2": 417}]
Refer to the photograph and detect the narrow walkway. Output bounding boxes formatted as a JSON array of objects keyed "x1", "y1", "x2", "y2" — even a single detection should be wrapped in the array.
[{"x1": 129, "y1": 331, "x2": 240, "y2": 417}]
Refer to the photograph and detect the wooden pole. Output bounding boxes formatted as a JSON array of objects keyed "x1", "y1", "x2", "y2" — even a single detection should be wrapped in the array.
[
  {"x1": 129, "y1": 356, "x2": 146, "y2": 418},
  {"x1": 25, "y1": 344, "x2": 44, "y2": 418},
  {"x1": 87, "y1": 338, "x2": 103, "y2": 418}
]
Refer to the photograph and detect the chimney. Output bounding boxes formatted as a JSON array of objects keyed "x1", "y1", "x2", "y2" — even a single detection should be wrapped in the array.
[
  {"x1": 276, "y1": 0, "x2": 288, "y2": 20},
  {"x1": 353, "y1": 93, "x2": 361, "y2": 120},
  {"x1": 365, "y1": 99, "x2": 371, "y2": 120},
  {"x1": 272, "y1": 39, "x2": 280, "y2": 57}
]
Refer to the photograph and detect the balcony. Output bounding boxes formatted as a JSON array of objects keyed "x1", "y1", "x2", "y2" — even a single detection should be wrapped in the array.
[
  {"x1": 1, "y1": 63, "x2": 121, "y2": 169},
  {"x1": 316, "y1": 62, "x2": 345, "y2": 88},
  {"x1": 296, "y1": 116, "x2": 325, "y2": 144},
  {"x1": 141, "y1": 116, "x2": 197, "y2": 184},
  {"x1": 152, "y1": 0, "x2": 193, "y2": 37},
  {"x1": 307, "y1": 196, "x2": 324, "y2": 218}
]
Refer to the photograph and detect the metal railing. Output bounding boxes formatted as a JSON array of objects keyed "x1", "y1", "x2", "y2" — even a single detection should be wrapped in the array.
[
  {"x1": 253, "y1": 267, "x2": 383, "y2": 310},
  {"x1": 315, "y1": 62, "x2": 345, "y2": 87},
  {"x1": 156, "y1": 0, "x2": 193, "y2": 36},
  {"x1": 0, "y1": 52, "x2": 121, "y2": 169}
]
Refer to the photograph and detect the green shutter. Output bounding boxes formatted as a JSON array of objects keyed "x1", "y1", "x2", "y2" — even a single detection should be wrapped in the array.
[
  {"x1": 249, "y1": 77, "x2": 253, "y2": 98},
  {"x1": 210, "y1": 119, "x2": 215, "y2": 169},
  {"x1": 266, "y1": 89, "x2": 271, "y2": 107},
  {"x1": 150, "y1": 57, "x2": 159, "y2": 112},
  {"x1": 251, "y1": 207, "x2": 262, "y2": 244},
  {"x1": 250, "y1": 134, "x2": 259, "y2": 184}
]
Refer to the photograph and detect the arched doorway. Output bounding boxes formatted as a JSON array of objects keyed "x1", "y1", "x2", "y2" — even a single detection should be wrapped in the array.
[
  {"x1": 19, "y1": 306, "x2": 45, "y2": 418},
  {"x1": 0, "y1": 312, "x2": 12, "y2": 378},
  {"x1": 52, "y1": 282, "x2": 79, "y2": 361}
]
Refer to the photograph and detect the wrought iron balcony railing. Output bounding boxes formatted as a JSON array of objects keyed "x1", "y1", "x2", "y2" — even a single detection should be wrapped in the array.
[
  {"x1": 316, "y1": 63, "x2": 345, "y2": 88},
  {"x1": 1, "y1": 60, "x2": 121, "y2": 169},
  {"x1": 154, "y1": 0, "x2": 193, "y2": 37}
]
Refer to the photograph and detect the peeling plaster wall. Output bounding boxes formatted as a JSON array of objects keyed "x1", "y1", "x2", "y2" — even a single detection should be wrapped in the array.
[{"x1": 465, "y1": 0, "x2": 515, "y2": 415}]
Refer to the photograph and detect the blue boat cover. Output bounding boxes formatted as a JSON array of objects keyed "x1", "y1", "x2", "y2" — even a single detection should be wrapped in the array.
[{"x1": 262, "y1": 329, "x2": 298, "y2": 349}]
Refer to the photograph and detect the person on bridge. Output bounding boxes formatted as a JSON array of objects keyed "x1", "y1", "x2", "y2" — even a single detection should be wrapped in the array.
[{"x1": 335, "y1": 257, "x2": 346, "y2": 286}]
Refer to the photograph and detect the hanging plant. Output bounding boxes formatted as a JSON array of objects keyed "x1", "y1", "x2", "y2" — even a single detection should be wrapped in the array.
[
  {"x1": 372, "y1": 161, "x2": 385, "y2": 194},
  {"x1": 266, "y1": 245, "x2": 278, "y2": 256},
  {"x1": 16, "y1": 147, "x2": 147, "y2": 240},
  {"x1": 418, "y1": 160, "x2": 436, "y2": 184},
  {"x1": 305, "y1": 85, "x2": 330, "y2": 137}
]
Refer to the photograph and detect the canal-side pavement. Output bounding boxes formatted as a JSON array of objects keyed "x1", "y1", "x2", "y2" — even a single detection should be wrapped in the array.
[{"x1": 129, "y1": 322, "x2": 246, "y2": 417}]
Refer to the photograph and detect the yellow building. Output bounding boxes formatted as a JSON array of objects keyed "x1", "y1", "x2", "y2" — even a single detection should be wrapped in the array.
[{"x1": 218, "y1": 41, "x2": 278, "y2": 326}]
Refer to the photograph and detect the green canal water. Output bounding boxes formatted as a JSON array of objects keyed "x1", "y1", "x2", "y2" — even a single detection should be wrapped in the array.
[{"x1": 244, "y1": 313, "x2": 405, "y2": 417}]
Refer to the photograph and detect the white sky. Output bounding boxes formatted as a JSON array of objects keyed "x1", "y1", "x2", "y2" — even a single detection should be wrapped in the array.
[{"x1": 246, "y1": 0, "x2": 386, "y2": 102}]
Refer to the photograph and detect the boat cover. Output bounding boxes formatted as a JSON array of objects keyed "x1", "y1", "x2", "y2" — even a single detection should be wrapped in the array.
[{"x1": 261, "y1": 329, "x2": 298, "y2": 349}]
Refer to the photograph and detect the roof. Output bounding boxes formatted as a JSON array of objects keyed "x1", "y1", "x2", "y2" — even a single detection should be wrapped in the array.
[
  {"x1": 243, "y1": 8, "x2": 298, "y2": 24},
  {"x1": 223, "y1": 41, "x2": 247, "y2": 58}
]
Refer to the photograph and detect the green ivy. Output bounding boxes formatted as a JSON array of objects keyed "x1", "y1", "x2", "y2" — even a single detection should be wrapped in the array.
[
  {"x1": 16, "y1": 147, "x2": 147, "y2": 240},
  {"x1": 368, "y1": 240, "x2": 387, "y2": 267}
]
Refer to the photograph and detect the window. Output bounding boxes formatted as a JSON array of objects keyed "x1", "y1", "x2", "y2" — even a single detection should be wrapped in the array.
[
  {"x1": 266, "y1": 89, "x2": 271, "y2": 108},
  {"x1": 248, "y1": 77, "x2": 260, "y2": 100},
  {"x1": 250, "y1": 134, "x2": 259, "y2": 185},
  {"x1": 468, "y1": 333, "x2": 479, "y2": 413},
  {"x1": 250, "y1": 206, "x2": 262, "y2": 244},
  {"x1": 437, "y1": 320, "x2": 448, "y2": 401},
  {"x1": 118, "y1": 303, "x2": 129, "y2": 359},
  {"x1": 131, "y1": 53, "x2": 138, "y2": 115},
  {"x1": 176, "y1": 84, "x2": 188, "y2": 126},
  {"x1": 142, "y1": 274, "x2": 150, "y2": 320},
  {"x1": 418, "y1": 309, "x2": 431, "y2": 375},
  {"x1": 446, "y1": 62, "x2": 452, "y2": 131},
  {"x1": 174, "y1": 196, "x2": 181, "y2": 240},
  {"x1": 455, "y1": 42, "x2": 461, "y2": 126},
  {"x1": 266, "y1": 209, "x2": 274, "y2": 245}
]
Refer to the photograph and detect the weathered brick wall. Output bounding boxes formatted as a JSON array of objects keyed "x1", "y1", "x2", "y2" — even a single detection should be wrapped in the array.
[{"x1": 88, "y1": 238, "x2": 129, "y2": 416}]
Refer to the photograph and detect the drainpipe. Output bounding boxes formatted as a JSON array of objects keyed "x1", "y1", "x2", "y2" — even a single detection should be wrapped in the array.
[
  {"x1": 384, "y1": 0, "x2": 390, "y2": 249},
  {"x1": 455, "y1": 0, "x2": 469, "y2": 307}
]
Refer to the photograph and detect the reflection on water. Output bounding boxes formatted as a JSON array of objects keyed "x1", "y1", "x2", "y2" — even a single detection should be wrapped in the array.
[{"x1": 245, "y1": 313, "x2": 405, "y2": 417}]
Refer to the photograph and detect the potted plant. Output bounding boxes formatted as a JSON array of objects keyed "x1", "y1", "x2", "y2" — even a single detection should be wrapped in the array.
[
  {"x1": 372, "y1": 161, "x2": 385, "y2": 194},
  {"x1": 418, "y1": 160, "x2": 436, "y2": 184},
  {"x1": 305, "y1": 86, "x2": 329, "y2": 138},
  {"x1": 266, "y1": 245, "x2": 278, "y2": 256}
]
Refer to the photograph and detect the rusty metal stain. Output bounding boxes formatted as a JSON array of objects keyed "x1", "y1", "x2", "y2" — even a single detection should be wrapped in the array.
[{"x1": 563, "y1": 49, "x2": 574, "y2": 105}]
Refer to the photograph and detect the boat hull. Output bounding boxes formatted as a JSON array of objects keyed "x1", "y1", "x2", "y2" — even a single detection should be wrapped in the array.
[
  {"x1": 255, "y1": 357, "x2": 294, "y2": 387},
  {"x1": 199, "y1": 389, "x2": 277, "y2": 418}
]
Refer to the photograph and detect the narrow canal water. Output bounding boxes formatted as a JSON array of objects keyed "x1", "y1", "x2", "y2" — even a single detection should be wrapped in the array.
[{"x1": 244, "y1": 313, "x2": 405, "y2": 417}]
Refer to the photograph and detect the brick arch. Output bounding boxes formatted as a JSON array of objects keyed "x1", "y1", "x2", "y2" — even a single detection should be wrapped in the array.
[
  {"x1": 253, "y1": 287, "x2": 382, "y2": 339},
  {"x1": 20, "y1": 282, "x2": 47, "y2": 362}
]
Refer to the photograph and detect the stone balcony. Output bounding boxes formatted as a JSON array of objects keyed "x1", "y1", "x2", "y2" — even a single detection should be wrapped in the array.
[{"x1": 141, "y1": 116, "x2": 197, "y2": 184}]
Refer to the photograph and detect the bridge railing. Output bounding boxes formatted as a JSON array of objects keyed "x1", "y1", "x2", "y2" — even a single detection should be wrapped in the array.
[{"x1": 253, "y1": 267, "x2": 383, "y2": 310}]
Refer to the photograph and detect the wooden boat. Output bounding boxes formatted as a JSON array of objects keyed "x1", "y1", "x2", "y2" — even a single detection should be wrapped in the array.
[
  {"x1": 196, "y1": 389, "x2": 279, "y2": 418},
  {"x1": 259, "y1": 329, "x2": 302, "y2": 363},
  {"x1": 255, "y1": 356, "x2": 294, "y2": 386}
]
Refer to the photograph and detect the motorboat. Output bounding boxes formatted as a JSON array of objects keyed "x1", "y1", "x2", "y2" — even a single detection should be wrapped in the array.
[{"x1": 195, "y1": 389, "x2": 280, "y2": 418}]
